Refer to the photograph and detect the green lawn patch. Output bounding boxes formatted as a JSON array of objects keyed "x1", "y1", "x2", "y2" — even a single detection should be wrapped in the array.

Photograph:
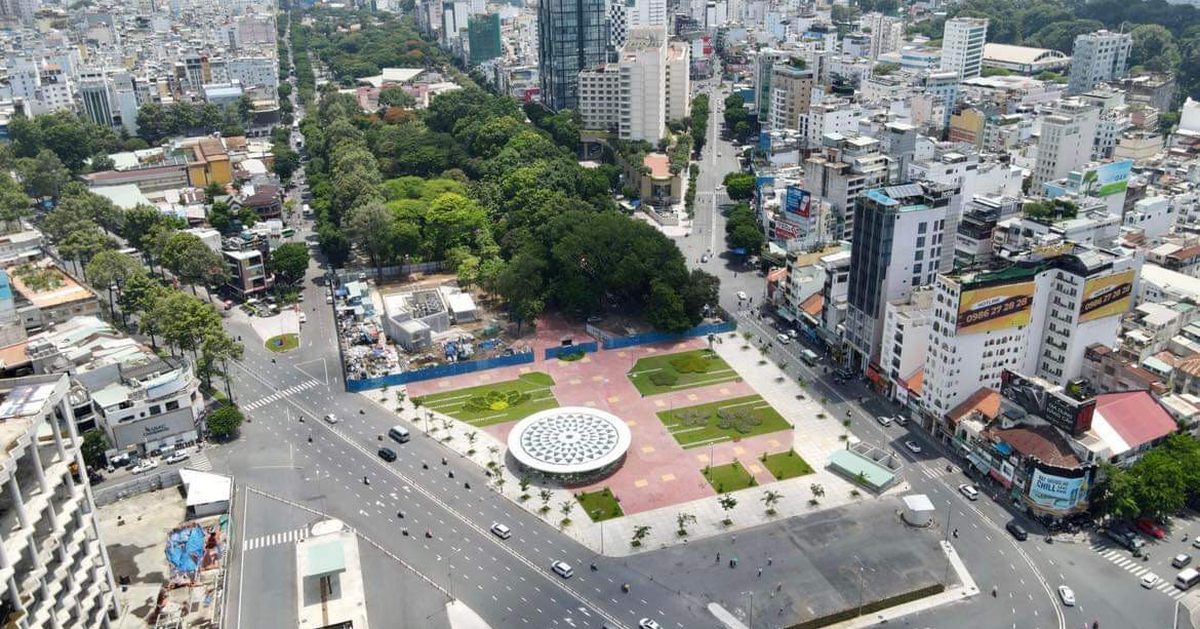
[
  {"x1": 627, "y1": 349, "x2": 738, "y2": 396},
  {"x1": 413, "y1": 372, "x2": 558, "y2": 427},
  {"x1": 577, "y1": 487, "x2": 623, "y2": 522},
  {"x1": 265, "y1": 334, "x2": 299, "y2": 353},
  {"x1": 657, "y1": 394, "x2": 792, "y2": 448},
  {"x1": 762, "y1": 450, "x2": 814, "y2": 481},
  {"x1": 703, "y1": 461, "x2": 756, "y2": 493}
]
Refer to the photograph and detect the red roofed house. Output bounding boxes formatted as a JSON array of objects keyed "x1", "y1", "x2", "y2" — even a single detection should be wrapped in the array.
[{"x1": 1076, "y1": 390, "x2": 1178, "y2": 465}]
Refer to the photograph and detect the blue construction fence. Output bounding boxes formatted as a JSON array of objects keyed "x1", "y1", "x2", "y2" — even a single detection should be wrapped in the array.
[
  {"x1": 601, "y1": 320, "x2": 737, "y2": 350},
  {"x1": 544, "y1": 342, "x2": 599, "y2": 361},
  {"x1": 346, "y1": 350, "x2": 535, "y2": 392}
]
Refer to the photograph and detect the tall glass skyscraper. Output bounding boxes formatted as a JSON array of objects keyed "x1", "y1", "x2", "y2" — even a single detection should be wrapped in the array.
[{"x1": 538, "y1": 0, "x2": 608, "y2": 112}]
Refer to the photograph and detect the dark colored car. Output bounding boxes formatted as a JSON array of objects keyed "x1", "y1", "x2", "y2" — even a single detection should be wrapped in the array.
[
  {"x1": 1006, "y1": 521, "x2": 1028, "y2": 541},
  {"x1": 378, "y1": 447, "x2": 397, "y2": 462}
]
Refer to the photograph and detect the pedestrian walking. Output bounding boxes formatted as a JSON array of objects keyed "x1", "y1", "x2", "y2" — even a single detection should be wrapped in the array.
[
  {"x1": 768, "y1": 556, "x2": 772, "y2": 566},
  {"x1": 952, "y1": 528, "x2": 959, "y2": 538},
  {"x1": 757, "y1": 567, "x2": 762, "y2": 578},
  {"x1": 716, "y1": 552, "x2": 720, "y2": 562}
]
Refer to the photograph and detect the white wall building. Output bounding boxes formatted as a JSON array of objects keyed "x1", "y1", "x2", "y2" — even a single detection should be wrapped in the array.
[
  {"x1": 940, "y1": 17, "x2": 988, "y2": 80},
  {"x1": 1067, "y1": 30, "x2": 1132, "y2": 95},
  {"x1": 921, "y1": 247, "x2": 1140, "y2": 418},
  {"x1": 1032, "y1": 100, "x2": 1100, "y2": 188}
]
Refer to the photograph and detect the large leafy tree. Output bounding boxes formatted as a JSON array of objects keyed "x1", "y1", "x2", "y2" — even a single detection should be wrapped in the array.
[
  {"x1": 267, "y1": 242, "x2": 310, "y2": 286},
  {"x1": 206, "y1": 404, "x2": 244, "y2": 439},
  {"x1": 17, "y1": 150, "x2": 69, "y2": 204}
]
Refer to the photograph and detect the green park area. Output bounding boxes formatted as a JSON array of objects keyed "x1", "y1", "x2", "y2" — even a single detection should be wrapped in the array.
[
  {"x1": 702, "y1": 461, "x2": 756, "y2": 493},
  {"x1": 413, "y1": 372, "x2": 558, "y2": 427},
  {"x1": 657, "y1": 394, "x2": 792, "y2": 448},
  {"x1": 627, "y1": 349, "x2": 738, "y2": 396},
  {"x1": 762, "y1": 450, "x2": 814, "y2": 481},
  {"x1": 576, "y1": 487, "x2": 624, "y2": 522}
]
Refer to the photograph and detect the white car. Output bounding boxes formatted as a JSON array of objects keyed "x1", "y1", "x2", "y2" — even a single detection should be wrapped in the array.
[
  {"x1": 299, "y1": 313, "x2": 307, "y2": 324},
  {"x1": 958, "y1": 484, "x2": 979, "y2": 501},
  {"x1": 1057, "y1": 585, "x2": 1075, "y2": 606},
  {"x1": 132, "y1": 460, "x2": 159, "y2": 475},
  {"x1": 638, "y1": 620, "x2": 662, "y2": 629},
  {"x1": 490, "y1": 523, "x2": 512, "y2": 539},
  {"x1": 551, "y1": 560, "x2": 574, "y2": 578},
  {"x1": 715, "y1": 184, "x2": 724, "y2": 190},
  {"x1": 893, "y1": 415, "x2": 908, "y2": 426},
  {"x1": 904, "y1": 440, "x2": 922, "y2": 454},
  {"x1": 326, "y1": 295, "x2": 334, "y2": 304},
  {"x1": 876, "y1": 415, "x2": 893, "y2": 427},
  {"x1": 164, "y1": 451, "x2": 190, "y2": 465},
  {"x1": 1142, "y1": 572, "x2": 1161, "y2": 589},
  {"x1": 323, "y1": 414, "x2": 339, "y2": 425},
  {"x1": 776, "y1": 333, "x2": 790, "y2": 344},
  {"x1": 736, "y1": 291, "x2": 748, "y2": 301}
]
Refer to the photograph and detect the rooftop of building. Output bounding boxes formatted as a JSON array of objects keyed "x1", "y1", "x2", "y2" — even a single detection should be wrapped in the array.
[
  {"x1": 1087, "y1": 390, "x2": 1177, "y2": 457},
  {"x1": 8, "y1": 263, "x2": 95, "y2": 309},
  {"x1": 982, "y1": 43, "x2": 1068, "y2": 65},
  {"x1": 989, "y1": 423, "x2": 1081, "y2": 468},
  {"x1": 644, "y1": 153, "x2": 671, "y2": 179},
  {"x1": 948, "y1": 388, "x2": 1002, "y2": 426}
]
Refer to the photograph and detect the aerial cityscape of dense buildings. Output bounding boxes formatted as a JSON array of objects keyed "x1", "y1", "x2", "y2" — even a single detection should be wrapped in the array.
[{"x1": 11, "y1": 0, "x2": 1200, "y2": 628}]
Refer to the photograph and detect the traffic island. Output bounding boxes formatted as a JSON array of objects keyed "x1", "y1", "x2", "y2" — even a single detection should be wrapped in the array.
[{"x1": 266, "y1": 333, "x2": 300, "y2": 352}]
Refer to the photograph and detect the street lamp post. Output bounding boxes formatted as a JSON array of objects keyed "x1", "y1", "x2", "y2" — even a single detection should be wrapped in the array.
[
  {"x1": 744, "y1": 591, "x2": 753, "y2": 629},
  {"x1": 449, "y1": 546, "x2": 463, "y2": 601},
  {"x1": 942, "y1": 505, "x2": 953, "y2": 585}
]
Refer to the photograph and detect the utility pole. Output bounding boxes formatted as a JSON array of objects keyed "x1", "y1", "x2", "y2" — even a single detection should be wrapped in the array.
[{"x1": 942, "y1": 504, "x2": 953, "y2": 585}]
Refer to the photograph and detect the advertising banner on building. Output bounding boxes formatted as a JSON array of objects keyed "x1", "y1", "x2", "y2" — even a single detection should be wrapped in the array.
[
  {"x1": 956, "y1": 280, "x2": 1035, "y2": 334},
  {"x1": 1028, "y1": 468, "x2": 1088, "y2": 510},
  {"x1": 784, "y1": 186, "x2": 813, "y2": 221},
  {"x1": 1079, "y1": 269, "x2": 1136, "y2": 323},
  {"x1": 1000, "y1": 370, "x2": 1096, "y2": 435},
  {"x1": 774, "y1": 219, "x2": 802, "y2": 239},
  {"x1": 1070, "y1": 159, "x2": 1133, "y2": 197}
]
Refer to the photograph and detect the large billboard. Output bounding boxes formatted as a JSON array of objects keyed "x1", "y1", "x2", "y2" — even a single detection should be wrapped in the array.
[
  {"x1": 1000, "y1": 370, "x2": 1096, "y2": 435},
  {"x1": 1069, "y1": 160, "x2": 1132, "y2": 197},
  {"x1": 784, "y1": 186, "x2": 813, "y2": 221},
  {"x1": 1028, "y1": 468, "x2": 1089, "y2": 510},
  {"x1": 1079, "y1": 269, "x2": 1135, "y2": 323},
  {"x1": 956, "y1": 280, "x2": 1035, "y2": 334}
]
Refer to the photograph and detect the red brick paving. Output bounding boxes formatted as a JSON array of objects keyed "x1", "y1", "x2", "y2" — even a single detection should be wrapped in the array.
[{"x1": 406, "y1": 316, "x2": 794, "y2": 515}]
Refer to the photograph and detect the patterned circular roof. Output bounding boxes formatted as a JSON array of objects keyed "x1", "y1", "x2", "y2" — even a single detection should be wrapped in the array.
[{"x1": 507, "y1": 407, "x2": 632, "y2": 475}]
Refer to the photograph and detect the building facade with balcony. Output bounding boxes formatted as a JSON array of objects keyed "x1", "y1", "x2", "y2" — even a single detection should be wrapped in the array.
[
  {"x1": 0, "y1": 373, "x2": 120, "y2": 628},
  {"x1": 89, "y1": 356, "x2": 202, "y2": 455}
]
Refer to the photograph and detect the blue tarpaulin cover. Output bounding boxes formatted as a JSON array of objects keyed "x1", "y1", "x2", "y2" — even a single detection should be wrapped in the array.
[{"x1": 166, "y1": 525, "x2": 205, "y2": 575}]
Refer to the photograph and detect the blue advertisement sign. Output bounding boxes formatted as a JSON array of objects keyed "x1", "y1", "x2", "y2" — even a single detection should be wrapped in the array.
[
  {"x1": 1028, "y1": 468, "x2": 1088, "y2": 509},
  {"x1": 784, "y1": 186, "x2": 812, "y2": 221}
]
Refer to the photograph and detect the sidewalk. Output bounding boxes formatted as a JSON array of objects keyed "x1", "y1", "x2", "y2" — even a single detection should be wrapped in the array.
[{"x1": 363, "y1": 331, "x2": 908, "y2": 556}]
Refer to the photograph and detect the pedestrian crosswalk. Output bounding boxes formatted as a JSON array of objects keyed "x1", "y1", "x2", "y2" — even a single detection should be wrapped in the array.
[
  {"x1": 243, "y1": 380, "x2": 320, "y2": 410},
  {"x1": 917, "y1": 465, "x2": 953, "y2": 481},
  {"x1": 188, "y1": 451, "x2": 212, "y2": 472},
  {"x1": 1090, "y1": 543, "x2": 1189, "y2": 600},
  {"x1": 244, "y1": 527, "x2": 308, "y2": 551}
]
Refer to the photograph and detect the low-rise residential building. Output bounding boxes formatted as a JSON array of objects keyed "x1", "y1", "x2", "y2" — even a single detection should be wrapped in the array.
[{"x1": 6, "y1": 262, "x2": 101, "y2": 332}]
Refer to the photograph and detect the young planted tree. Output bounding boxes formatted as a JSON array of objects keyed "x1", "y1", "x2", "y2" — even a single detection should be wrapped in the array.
[
  {"x1": 676, "y1": 512, "x2": 697, "y2": 537},
  {"x1": 761, "y1": 489, "x2": 782, "y2": 516},
  {"x1": 559, "y1": 500, "x2": 575, "y2": 526},
  {"x1": 631, "y1": 525, "x2": 652, "y2": 547},
  {"x1": 718, "y1": 495, "x2": 738, "y2": 525},
  {"x1": 539, "y1": 488, "x2": 553, "y2": 514}
]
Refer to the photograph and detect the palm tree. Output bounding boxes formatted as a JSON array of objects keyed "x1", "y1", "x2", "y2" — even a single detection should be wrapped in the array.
[
  {"x1": 761, "y1": 489, "x2": 782, "y2": 515},
  {"x1": 559, "y1": 500, "x2": 575, "y2": 525},
  {"x1": 1080, "y1": 168, "x2": 1099, "y2": 196},
  {"x1": 631, "y1": 525, "x2": 652, "y2": 547}
]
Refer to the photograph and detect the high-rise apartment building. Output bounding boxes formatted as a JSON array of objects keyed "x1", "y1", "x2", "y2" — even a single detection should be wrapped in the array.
[
  {"x1": 577, "y1": 27, "x2": 678, "y2": 142},
  {"x1": 1067, "y1": 30, "x2": 1132, "y2": 96},
  {"x1": 844, "y1": 181, "x2": 958, "y2": 372},
  {"x1": 0, "y1": 373, "x2": 120, "y2": 628},
  {"x1": 79, "y1": 72, "x2": 114, "y2": 129},
  {"x1": 538, "y1": 0, "x2": 608, "y2": 111},
  {"x1": 767, "y1": 60, "x2": 814, "y2": 131},
  {"x1": 1032, "y1": 100, "x2": 1100, "y2": 188},
  {"x1": 665, "y1": 40, "x2": 690, "y2": 123},
  {"x1": 940, "y1": 17, "x2": 988, "y2": 80},
  {"x1": 921, "y1": 247, "x2": 1140, "y2": 418},
  {"x1": 863, "y1": 12, "x2": 903, "y2": 60},
  {"x1": 803, "y1": 133, "x2": 891, "y2": 240}
]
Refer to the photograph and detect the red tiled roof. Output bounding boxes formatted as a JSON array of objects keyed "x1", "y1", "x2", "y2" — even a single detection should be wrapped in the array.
[
  {"x1": 991, "y1": 424, "x2": 1080, "y2": 468},
  {"x1": 947, "y1": 388, "x2": 1001, "y2": 424},
  {"x1": 1095, "y1": 391, "x2": 1177, "y2": 449},
  {"x1": 800, "y1": 293, "x2": 824, "y2": 317}
]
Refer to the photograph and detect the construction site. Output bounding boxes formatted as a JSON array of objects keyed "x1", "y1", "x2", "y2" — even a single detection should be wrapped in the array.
[{"x1": 98, "y1": 471, "x2": 232, "y2": 629}]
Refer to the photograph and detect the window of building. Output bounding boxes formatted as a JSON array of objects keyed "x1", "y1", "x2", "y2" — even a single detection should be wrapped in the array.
[
  {"x1": 165, "y1": 400, "x2": 180, "y2": 412},
  {"x1": 149, "y1": 405, "x2": 161, "y2": 416}
]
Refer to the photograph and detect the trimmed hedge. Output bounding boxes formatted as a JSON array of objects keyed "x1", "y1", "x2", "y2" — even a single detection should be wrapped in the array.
[{"x1": 785, "y1": 584, "x2": 946, "y2": 629}]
